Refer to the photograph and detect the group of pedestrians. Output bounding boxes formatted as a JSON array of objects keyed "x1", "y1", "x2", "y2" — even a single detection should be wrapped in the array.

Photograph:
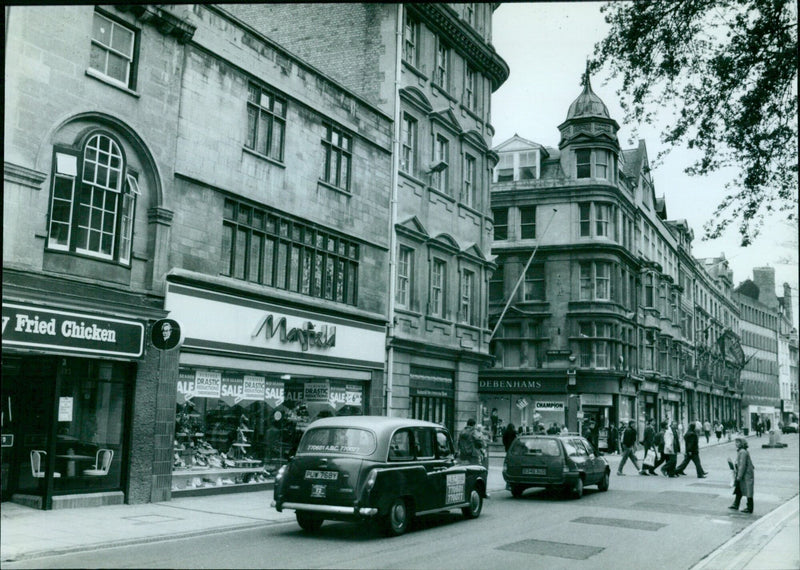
[{"x1": 616, "y1": 419, "x2": 708, "y2": 479}]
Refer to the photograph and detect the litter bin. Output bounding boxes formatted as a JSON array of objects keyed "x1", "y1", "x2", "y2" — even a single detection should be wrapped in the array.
[{"x1": 743, "y1": 428, "x2": 749, "y2": 436}]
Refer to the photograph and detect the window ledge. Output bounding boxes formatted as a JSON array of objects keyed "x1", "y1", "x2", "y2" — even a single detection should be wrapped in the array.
[
  {"x1": 427, "y1": 185, "x2": 456, "y2": 203},
  {"x1": 399, "y1": 170, "x2": 427, "y2": 187},
  {"x1": 431, "y1": 83, "x2": 457, "y2": 103},
  {"x1": 242, "y1": 147, "x2": 286, "y2": 168},
  {"x1": 455, "y1": 322, "x2": 481, "y2": 332},
  {"x1": 459, "y1": 103, "x2": 483, "y2": 123},
  {"x1": 85, "y1": 69, "x2": 140, "y2": 97},
  {"x1": 395, "y1": 307, "x2": 422, "y2": 318},
  {"x1": 317, "y1": 180, "x2": 352, "y2": 197},
  {"x1": 457, "y1": 202, "x2": 484, "y2": 218},
  {"x1": 402, "y1": 60, "x2": 428, "y2": 81},
  {"x1": 426, "y1": 314, "x2": 452, "y2": 326}
]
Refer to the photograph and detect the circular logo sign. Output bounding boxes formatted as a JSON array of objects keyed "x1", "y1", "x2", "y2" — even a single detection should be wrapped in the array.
[{"x1": 151, "y1": 319, "x2": 181, "y2": 350}]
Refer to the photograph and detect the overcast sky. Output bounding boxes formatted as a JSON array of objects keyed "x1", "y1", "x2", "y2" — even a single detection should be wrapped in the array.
[{"x1": 491, "y1": 2, "x2": 798, "y2": 327}]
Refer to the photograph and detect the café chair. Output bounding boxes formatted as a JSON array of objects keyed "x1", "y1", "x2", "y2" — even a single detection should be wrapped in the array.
[
  {"x1": 31, "y1": 450, "x2": 61, "y2": 478},
  {"x1": 83, "y1": 448, "x2": 114, "y2": 476}
]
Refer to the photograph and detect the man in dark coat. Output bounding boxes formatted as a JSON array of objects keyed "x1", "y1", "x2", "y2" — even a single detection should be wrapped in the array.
[
  {"x1": 616, "y1": 421, "x2": 641, "y2": 475},
  {"x1": 639, "y1": 418, "x2": 656, "y2": 475},
  {"x1": 502, "y1": 423, "x2": 517, "y2": 452},
  {"x1": 651, "y1": 421, "x2": 668, "y2": 475},
  {"x1": 675, "y1": 422, "x2": 708, "y2": 478}
]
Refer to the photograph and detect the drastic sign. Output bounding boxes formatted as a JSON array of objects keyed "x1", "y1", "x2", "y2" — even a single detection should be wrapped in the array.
[{"x1": 2, "y1": 303, "x2": 144, "y2": 357}]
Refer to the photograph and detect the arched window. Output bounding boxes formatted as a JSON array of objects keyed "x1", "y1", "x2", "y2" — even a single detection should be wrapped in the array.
[{"x1": 47, "y1": 133, "x2": 139, "y2": 264}]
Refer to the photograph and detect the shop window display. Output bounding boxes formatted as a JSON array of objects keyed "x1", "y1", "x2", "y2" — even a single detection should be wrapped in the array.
[{"x1": 172, "y1": 368, "x2": 364, "y2": 492}]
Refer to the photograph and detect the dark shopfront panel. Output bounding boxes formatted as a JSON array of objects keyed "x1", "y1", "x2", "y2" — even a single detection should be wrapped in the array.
[
  {"x1": 172, "y1": 367, "x2": 367, "y2": 493},
  {"x1": 1, "y1": 355, "x2": 134, "y2": 508}
]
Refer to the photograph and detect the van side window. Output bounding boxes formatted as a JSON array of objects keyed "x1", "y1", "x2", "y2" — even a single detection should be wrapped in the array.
[
  {"x1": 414, "y1": 429, "x2": 435, "y2": 459},
  {"x1": 389, "y1": 429, "x2": 413, "y2": 461}
]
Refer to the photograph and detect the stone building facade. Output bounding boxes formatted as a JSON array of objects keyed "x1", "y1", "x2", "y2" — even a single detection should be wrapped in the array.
[
  {"x1": 482, "y1": 74, "x2": 744, "y2": 446},
  {"x1": 224, "y1": 3, "x2": 510, "y2": 434},
  {"x1": 3, "y1": 3, "x2": 395, "y2": 507}
]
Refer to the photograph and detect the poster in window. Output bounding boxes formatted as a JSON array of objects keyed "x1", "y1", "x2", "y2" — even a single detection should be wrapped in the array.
[
  {"x1": 304, "y1": 381, "x2": 329, "y2": 402},
  {"x1": 58, "y1": 397, "x2": 74, "y2": 422},
  {"x1": 264, "y1": 380, "x2": 284, "y2": 407},
  {"x1": 243, "y1": 375, "x2": 265, "y2": 401},
  {"x1": 194, "y1": 370, "x2": 221, "y2": 398}
]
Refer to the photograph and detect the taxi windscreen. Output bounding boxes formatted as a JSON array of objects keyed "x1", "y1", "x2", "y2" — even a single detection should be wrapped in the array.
[{"x1": 298, "y1": 427, "x2": 377, "y2": 455}]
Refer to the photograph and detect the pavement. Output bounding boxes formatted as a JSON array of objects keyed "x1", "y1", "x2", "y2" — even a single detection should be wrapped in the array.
[{"x1": 1, "y1": 431, "x2": 797, "y2": 568}]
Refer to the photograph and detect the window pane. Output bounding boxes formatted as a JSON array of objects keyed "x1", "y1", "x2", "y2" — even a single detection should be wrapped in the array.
[
  {"x1": 276, "y1": 242, "x2": 288, "y2": 288},
  {"x1": 106, "y1": 51, "x2": 129, "y2": 84},
  {"x1": 289, "y1": 245, "x2": 301, "y2": 291},
  {"x1": 110, "y1": 24, "x2": 134, "y2": 55},
  {"x1": 234, "y1": 229, "x2": 247, "y2": 279},
  {"x1": 249, "y1": 233, "x2": 262, "y2": 282},
  {"x1": 220, "y1": 224, "x2": 233, "y2": 275},
  {"x1": 262, "y1": 237, "x2": 275, "y2": 285},
  {"x1": 270, "y1": 120, "x2": 284, "y2": 160}
]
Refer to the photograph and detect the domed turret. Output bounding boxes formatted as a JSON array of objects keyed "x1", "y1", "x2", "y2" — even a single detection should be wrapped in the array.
[{"x1": 565, "y1": 72, "x2": 611, "y2": 121}]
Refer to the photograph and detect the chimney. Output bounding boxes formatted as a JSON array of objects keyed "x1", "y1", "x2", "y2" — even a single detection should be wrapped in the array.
[
  {"x1": 783, "y1": 282, "x2": 793, "y2": 324},
  {"x1": 752, "y1": 267, "x2": 779, "y2": 309}
]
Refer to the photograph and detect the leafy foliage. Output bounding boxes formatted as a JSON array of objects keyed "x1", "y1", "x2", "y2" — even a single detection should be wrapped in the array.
[{"x1": 592, "y1": 0, "x2": 797, "y2": 246}]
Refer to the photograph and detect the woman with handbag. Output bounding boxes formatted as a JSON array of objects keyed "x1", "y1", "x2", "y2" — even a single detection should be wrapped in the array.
[{"x1": 729, "y1": 437, "x2": 755, "y2": 513}]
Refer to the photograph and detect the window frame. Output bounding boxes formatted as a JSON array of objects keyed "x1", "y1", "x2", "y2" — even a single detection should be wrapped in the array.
[
  {"x1": 462, "y1": 153, "x2": 477, "y2": 207},
  {"x1": 464, "y1": 65, "x2": 477, "y2": 111},
  {"x1": 520, "y1": 206, "x2": 536, "y2": 239},
  {"x1": 460, "y1": 268, "x2": 475, "y2": 325},
  {"x1": 432, "y1": 133, "x2": 450, "y2": 193},
  {"x1": 434, "y1": 36, "x2": 450, "y2": 91},
  {"x1": 320, "y1": 122, "x2": 352, "y2": 192},
  {"x1": 46, "y1": 133, "x2": 138, "y2": 266},
  {"x1": 401, "y1": 113, "x2": 417, "y2": 175},
  {"x1": 89, "y1": 10, "x2": 137, "y2": 90},
  {"x1": 524, "y1": 262, "x2": 545, "y2": 301},
  {"x1": 402, "y1": 7, "x2": 419, "y2": 67},
  {"x1": 492, "y1": 207, "x2": 508, "y2": 240},
  {"x1": 576, "y1": 149, "x2": 591, "y2": 179},
  {"x1": 245, "y1": 83, "x2": 287, "y2": 162},
  {"x1": 430, "y1": 258, "x2": 447, "y2": 318},
  {"x1": 396, "y1": 245, "x2": 414, "y2": 309}
]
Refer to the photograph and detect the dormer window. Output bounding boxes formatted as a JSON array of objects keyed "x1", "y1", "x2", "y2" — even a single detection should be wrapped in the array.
[{"x1": 493, "y1": 150, "x2": 539, "y2": 182}]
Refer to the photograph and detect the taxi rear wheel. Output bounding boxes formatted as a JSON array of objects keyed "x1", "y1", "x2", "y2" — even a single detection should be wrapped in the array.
[
  {"x1": 462, "y1": 488, "x2": 483, "y2": 519},
  {"x1": 296, "y1": 512, "x2": 324, "y2": 532},
  {"x1": 570, "y1": 477, "x2": 584, "y2": 499},
  {"x1": 598, "y1": 471, "x2": 610, "y2": 491},
  {"x1": 382, "y1": 497, "x2": 411, "y2": 537}
]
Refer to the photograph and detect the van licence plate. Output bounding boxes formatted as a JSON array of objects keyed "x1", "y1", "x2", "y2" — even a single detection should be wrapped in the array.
[
  {"x1": 523, "y1": 467, "x2": 546, "y2": 475},
  {"x1": 305, "y1": 470, "x2": 338, "y2": 480}
]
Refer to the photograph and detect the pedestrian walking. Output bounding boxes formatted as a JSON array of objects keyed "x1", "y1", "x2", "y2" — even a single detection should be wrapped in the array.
[
  {"x1": 617, "y1": 421, "x2": 641, "y2": 476},
  {"x1": 639, "y1": 418, "x2": 656, "y2": 476},
  {"x1": 651, "y1": 421, "x2": 668, "y2": 475},
  {"x1": 502, "y1": 422, "x2": 517, "y2": 452},
  {"x1": 490, "y1": 408, "x2": 499, "y2": 442},
  {"x1": 608, "y1": 423, "x2": 618, "y2": 456},
  {"x1": 728, "y1": 437, "x2": 755, "y2": 514},
  {"x1": 703, "y1": 420, "x2": 711, "y2": 444},
  {"x1": 715, "y1": 421, "x2": 722, "y2": 442},
  {"x1": 660, "y1": 420, "x2": 680, "y2": 477},
  {"x1": 675, "y1": 423, "x2": 708, "y2": 478},
  {"x1": 457, "y1": 418, "x2": 484, "y2": 465},
  {"x1": 755, "y1": 419, "x2": 763, "y2": 437},
  {"x1": 474, "y1": 424, "x2": 489, "y2": 470}
]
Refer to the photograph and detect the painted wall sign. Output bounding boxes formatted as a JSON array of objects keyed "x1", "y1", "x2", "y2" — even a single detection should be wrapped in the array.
[
  {"x1": 2, "y1": 303, "x2": 144, "y2": 357},
  {"x1": 165, "y1": 284, "x2": 384, "y2": 365}
]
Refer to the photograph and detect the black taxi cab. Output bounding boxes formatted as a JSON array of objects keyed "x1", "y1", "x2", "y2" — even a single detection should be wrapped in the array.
[{"x1": 271, "y1": 416, "x2": 488, "y2": 536}]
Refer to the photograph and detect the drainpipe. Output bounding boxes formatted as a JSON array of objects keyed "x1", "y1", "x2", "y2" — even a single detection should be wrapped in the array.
[{"x1": 385, "y1": 3, "x2": 404, "y2": 417}]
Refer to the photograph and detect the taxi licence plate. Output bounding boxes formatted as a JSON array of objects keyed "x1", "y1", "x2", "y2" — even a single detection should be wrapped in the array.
[
  {"x1": 305, "y1": 470, "x2": 338, "y2": 480},
  {"x1": 523, "y1": 467, "x2": 546, "y2": 475}
]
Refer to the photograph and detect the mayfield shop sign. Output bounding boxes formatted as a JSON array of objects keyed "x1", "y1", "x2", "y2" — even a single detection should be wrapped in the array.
[{"x1": 165, "y1": 284, "x2": 384, "y2": 366}]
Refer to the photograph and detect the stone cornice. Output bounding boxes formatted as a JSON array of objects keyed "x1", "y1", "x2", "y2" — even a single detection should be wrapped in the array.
[
  {"x1": 118, "y1": 5, "x2": 196, "y2": 44},
  {"x1": 4, "y1": 162, "x2": 47, "y2": 190},
  {"x1": 410, "y1": 4, "x2": 509, "y2": 91}
]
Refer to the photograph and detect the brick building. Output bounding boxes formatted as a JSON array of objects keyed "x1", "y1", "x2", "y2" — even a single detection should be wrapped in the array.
[
  {"x1": 3, "y1": 4, "x2": 394, "y2": 508},
  {"x1": 225, "y1": 3, "x2": 509, "y2": 434}
]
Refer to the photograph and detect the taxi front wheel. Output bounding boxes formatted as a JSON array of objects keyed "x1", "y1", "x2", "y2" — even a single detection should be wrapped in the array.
[
  {"x1": 382, "y1": 497, "x2": 411, "y2": 536},
  {"x1": 462, "y1": 488, "x2": 483, "y2": 519}
]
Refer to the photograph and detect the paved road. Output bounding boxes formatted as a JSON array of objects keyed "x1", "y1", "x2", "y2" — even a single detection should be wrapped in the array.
[{"x1": 5, "y1": 434, "x2": 797, "y2": 569}]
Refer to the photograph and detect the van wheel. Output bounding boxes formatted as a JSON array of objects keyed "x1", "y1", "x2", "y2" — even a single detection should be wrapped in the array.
[
  {"x1": 511, "y1": 485, "x2": 525, "y2": 498},
  {"x1": 296, "y1": 512, "x2": 324, "y2": 532},
  {"x1": 598, "y1": 471, "x2": 610, "y2": 491},
  {"x1": 462, "y1": 488, "x2": 483, "y2": 519},
  {"x1": 382, "y1": 497, "x2": 411, "y2": 536}
]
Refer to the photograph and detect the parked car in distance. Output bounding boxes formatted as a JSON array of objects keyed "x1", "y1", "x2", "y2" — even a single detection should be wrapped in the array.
[
  {"x1": 272, "y1": 416, "x2": 488, "y2": 536},
  {"x1": 502, "y1": 434, "x2": 610, "y2": 499},
  {"x1": 781, "y1": 422, "x2": 798, "y2": 434}
]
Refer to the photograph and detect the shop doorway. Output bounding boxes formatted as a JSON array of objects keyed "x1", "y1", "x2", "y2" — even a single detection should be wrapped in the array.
[{"x1": 1, "y1": 356, "x2": 57, "y2": 503}]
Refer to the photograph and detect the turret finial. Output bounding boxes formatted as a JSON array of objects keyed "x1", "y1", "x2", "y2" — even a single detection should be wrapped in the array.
[{"x1": 581, "y1": 60, "x2": 592, "y2": 90}]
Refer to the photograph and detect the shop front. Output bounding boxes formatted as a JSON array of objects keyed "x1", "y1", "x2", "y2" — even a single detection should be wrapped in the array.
[
  {"x1": 1, "y1": 301, "x2": 149, "y2": 510},
  {"x1": 164, "y1": 280, "x2": 385, "y2": 495}
]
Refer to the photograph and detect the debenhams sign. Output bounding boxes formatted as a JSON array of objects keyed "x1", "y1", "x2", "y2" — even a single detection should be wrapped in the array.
[{"x1": 2, "y1": 303, "x2": 144, "y2": 357}]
